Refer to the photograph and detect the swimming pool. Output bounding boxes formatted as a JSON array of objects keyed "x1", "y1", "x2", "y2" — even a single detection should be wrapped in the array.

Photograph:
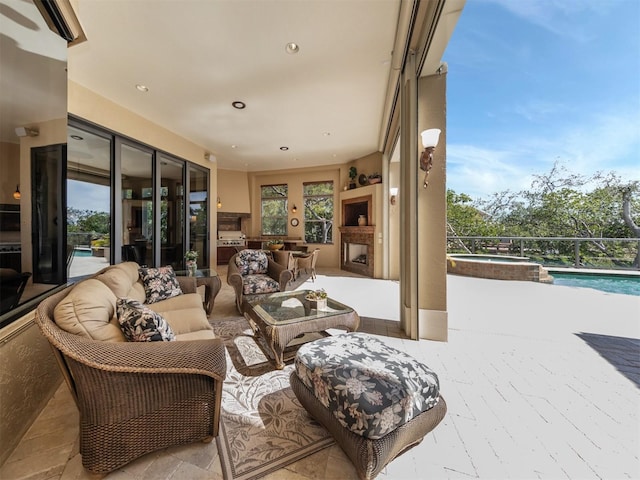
[{"x1": 551, "y1": 272, "x2": 640, "y2": 296}]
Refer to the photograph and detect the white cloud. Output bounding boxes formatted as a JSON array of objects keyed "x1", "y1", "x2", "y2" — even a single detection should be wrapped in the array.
[
  {"x1": 447, "y1": 105, "x2": 640, "y2": 200},
  {"x1": 478, "y1": 0, "x2": 611, "y2": 42},
  {"x1": 447, "y1": 144, "x2": 536, "y2": 199}
]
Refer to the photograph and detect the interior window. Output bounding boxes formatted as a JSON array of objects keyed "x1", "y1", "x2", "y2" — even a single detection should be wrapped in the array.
[
  {"x1": 261, "y1": 184, "x2": 288, "y2": 236},
  {"x1": 303, "y1": 181, "x2": 334, "y2": 244}
]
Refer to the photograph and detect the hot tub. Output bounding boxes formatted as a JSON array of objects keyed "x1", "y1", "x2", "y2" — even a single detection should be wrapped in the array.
[{"x1": 447, "y1": 254, "x2": 551, "y2": 282}]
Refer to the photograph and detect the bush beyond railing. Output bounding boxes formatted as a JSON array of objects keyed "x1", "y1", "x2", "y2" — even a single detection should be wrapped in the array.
[{"x1": 447, "y1": 236, "x2": 640, "y2": 270}]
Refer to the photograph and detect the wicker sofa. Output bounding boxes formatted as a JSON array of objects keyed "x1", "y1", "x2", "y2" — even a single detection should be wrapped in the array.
[{"x1": 34, "y1": 262, "x2": 226, "y2": 474}]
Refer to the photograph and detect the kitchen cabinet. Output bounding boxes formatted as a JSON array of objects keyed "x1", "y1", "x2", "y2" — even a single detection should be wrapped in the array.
[{"x1": 217, "y1": 246, "x2": 237, "y2": 265}]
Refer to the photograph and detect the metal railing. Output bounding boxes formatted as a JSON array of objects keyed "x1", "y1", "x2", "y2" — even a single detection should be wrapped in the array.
[{"x1": 447, "y1": 236, "x2": 640, "y2": 270}]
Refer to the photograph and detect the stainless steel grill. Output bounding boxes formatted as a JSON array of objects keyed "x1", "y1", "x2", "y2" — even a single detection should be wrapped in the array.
[{"x1": 217, "y1": 231, "x2": 246, "y2": 247}]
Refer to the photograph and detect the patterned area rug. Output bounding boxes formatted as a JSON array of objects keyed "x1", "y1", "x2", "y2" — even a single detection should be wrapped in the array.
[{"x1": 212, "y1": 317, "x2": 335, "y2": 480}]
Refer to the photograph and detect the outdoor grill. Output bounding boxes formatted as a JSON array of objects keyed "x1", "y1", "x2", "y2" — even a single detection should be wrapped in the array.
[{"x1": 217, "y1": 231, "x2": 246, "y2": 247}]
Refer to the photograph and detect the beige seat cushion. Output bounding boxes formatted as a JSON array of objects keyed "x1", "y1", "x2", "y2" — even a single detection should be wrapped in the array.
[
  {"x1": 148, "y1": 293, "x2": 213, "y2": 335},
  {"x1": 176, "y1": 330, "x2": 217, "y2": 341},
  {"x1": 54, "y1": 279, "x2": 125, "y2": 342}
]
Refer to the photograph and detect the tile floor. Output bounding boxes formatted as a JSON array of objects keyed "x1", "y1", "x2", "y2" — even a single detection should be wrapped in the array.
[{"x1": 1, "y1": 269, "x2": 638, "y2": 480}]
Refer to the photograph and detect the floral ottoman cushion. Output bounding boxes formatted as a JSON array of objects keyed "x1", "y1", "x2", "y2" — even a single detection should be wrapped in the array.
[{"x1": 294, "y1": 332, "x2": 441, "y2": 440}]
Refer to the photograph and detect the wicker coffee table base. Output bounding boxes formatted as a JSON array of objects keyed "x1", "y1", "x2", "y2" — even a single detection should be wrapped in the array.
[{"x1": 290, "y1": 372, "x2": 447, "y2": 480}]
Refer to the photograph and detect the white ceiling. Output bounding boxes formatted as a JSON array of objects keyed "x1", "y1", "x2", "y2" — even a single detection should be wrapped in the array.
[{"x1": 68, "y1": 0, "x2": 402, "y2": 172}]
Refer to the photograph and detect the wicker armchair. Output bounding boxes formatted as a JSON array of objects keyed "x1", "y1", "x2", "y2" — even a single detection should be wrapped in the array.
[
  {"x1": 227, "y1": 249, "x2": 292, "y2": 313},
  {"x1": 34, "y1": 281, "x2": 227, "y2": 474}
]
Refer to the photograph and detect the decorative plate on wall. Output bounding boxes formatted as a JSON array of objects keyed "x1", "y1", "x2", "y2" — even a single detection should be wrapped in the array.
[
  {"x1": 358, "y1": 173, "x2": 368, "y2": 186},
  {"x1": 290, "y1": 218, "x2": 299, "y2": 227}
]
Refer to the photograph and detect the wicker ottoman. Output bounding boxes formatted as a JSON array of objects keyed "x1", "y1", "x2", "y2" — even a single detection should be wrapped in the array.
[{"x1": 290, "y1": 333, "x2": 446, "y2": 480}]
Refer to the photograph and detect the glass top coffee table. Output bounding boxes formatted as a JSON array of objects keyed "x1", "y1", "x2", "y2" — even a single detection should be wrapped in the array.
[{"x1": 242, "y1": 290, "x2": 360, "y2": 370}]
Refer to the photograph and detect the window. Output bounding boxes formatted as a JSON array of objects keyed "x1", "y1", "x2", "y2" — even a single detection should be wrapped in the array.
[
  {"x1": 261, "y1": 184, "x2": 288, "y2": 235},
  {"x1": 304, "y1": 181, "x2": 333, "y2": 244}
]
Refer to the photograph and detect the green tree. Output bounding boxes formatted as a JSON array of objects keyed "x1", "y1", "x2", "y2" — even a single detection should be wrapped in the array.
[{"x1": 476, "y1": 162, "x2": 640, "y2": 266}]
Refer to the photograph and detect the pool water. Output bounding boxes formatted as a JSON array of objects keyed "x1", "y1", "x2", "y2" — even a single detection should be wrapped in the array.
[
  {"x1": 73, "y1": 249, "x2": 92, "y2": 257},
  {"x1": 551, "y1": 272, "x2": 640, "y2": 296}
]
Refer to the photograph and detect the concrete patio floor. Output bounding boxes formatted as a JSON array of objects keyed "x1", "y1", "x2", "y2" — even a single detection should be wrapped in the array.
[{"x1": 2, "y1": 270, "x2": 638, "y2": 479}]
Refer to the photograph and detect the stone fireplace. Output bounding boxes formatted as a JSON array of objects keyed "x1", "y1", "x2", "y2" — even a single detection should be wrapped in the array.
[{"x1": 339, "y1": 225, "x2": 375, "y2": 277}]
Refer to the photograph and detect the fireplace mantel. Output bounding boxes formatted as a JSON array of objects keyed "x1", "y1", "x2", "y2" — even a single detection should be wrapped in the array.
[{"x1": 339, "y1": 226, "x2": 375, "y2": 234}]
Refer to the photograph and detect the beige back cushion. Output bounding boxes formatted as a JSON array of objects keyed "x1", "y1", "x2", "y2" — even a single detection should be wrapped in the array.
[
  {"x1": 95, "y1": 262, "x2": 145, "y2": 303},
  {"x1": 53, "y1": 279, "x2": 125, "y2": 342}
]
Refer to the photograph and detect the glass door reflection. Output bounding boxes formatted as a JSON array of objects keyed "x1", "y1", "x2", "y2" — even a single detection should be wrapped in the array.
[
  {"x1": 159, "y1": 155, "x2": 185, "y2": 269},
  {"x1": 121, "y1": 143, "x2": 153, "y2": 266},
  {"x1": 188, "y1": 166, "x2": 209, "y2": 268}
]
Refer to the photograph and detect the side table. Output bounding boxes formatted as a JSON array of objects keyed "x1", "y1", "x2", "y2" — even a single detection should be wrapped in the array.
[{"x1": 175, "y1": 268, "x2": 221, "y2": 315}]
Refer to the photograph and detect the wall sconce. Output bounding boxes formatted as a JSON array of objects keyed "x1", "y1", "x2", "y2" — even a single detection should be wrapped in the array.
[
  {"x1": 389, "y1": 187, "x2": 398, "y2": 205},
  {"x1": 15, "y1": 126, "x2": 39, "y2": 137},
  {"x1": 217, "y1": 197, "x2": 222, "y2": 209},
  {"x1": 13, "y1": 185, "x2": 21, "y2": 200},
  {"x1": 291, "y1": 204, "x2": 297, "y2": 213},
  {"x1": 419, "y1": 128, "x2": 441, "y2": 188}
]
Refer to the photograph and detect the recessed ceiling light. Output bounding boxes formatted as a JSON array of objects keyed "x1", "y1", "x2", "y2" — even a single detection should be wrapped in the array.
[
  {"x1": 285, "y1": 42, "x2": 299, "y2": 54},
  {"x1": 323, "y1": 132, "x2": 331, "y2": 136},
  {"x1": 231, "y1": 144, "x2": 238, "y2": 149},
  {"x1": 232, "y1": 101, "x2": 246, "y2": 109},
  {"x1": 280, "y1": 146, "x2": 289, "y2": 151},
  {"x1": 70, "y1": 134, "x2": 83, "y2": 141},
  {"x1": 136, "y1": 84, "x2": 149, "y2": 92}
]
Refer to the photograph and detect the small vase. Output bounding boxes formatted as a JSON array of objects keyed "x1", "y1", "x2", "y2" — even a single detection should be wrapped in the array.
[
  {"x1": 188, "y1": 262, "x2": 197, "y2": 276},
  {"x1": 358, "y1": 215, "x2": 367, "y2": 226}
]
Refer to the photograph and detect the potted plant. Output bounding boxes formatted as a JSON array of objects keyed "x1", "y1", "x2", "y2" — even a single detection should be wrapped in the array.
[
  {"x1": 266, "y1": 239, "x2": 284, "y2": 251},
  {"x1": 348, "y1": 166, "x2": 357, "y2": 189},
  {"x1": 91, "y1": 236, "x2": 110, "y2": 257},
  {"x1": 305, "y1": 289, "x2": 328, "y2": 310},
  {"x1": 368, "y1": 172, "x2": 382, "y2": 184},
  {"x1": 185, "y1": 250, "x2": 198, "y2": 276}
]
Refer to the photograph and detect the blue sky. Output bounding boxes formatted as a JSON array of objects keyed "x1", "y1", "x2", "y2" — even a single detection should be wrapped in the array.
[{"x1": 444, "y1": 0, "x2": 640, "y2": 200}]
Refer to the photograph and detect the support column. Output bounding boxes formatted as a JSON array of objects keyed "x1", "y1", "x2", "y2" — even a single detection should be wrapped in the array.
[
  {"x1": 399, "y1": 51, "x2": 419, "y2": 340},
  {"x1": 417, "y1": 69, "x2": 448, "y2": 341}
]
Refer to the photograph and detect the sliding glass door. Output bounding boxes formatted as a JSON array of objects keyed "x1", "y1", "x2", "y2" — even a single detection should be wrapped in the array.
[
  {"x1": 67, "y1": 118, "x2": 209, "y2": 270},
  {"x1": 66, "y1": 126, "x2": 112, "y2": 278},
  {"x1": 120, "y1": 141, "x2": 153, "y2": 267},
  {"x1": 159, "y1": 155, "x2": 185, "y2": 269},
  {"x1": 188, "y1": 166, "x2": 209, "y2": 268}
]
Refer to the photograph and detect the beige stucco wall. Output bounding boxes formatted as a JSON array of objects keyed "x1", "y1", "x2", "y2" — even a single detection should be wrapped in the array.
[
  {"x1": 0, "y1": 315, "x2": 62, "y2": 466},
  {"x1": 247, "y1": 166, "x2": 343, "y2": 268},
  {"x1": 217, "y1": 169, "x2": 250, "y2": 213},
  {"x1": 342, "y1": 151, "x2": 383, "y2": 190}
]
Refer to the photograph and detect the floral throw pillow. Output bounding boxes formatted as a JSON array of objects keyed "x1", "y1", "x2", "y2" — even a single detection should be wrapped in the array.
[
  {"x1": 138, "y1": 266, "x2": 182, "y2": 304},
  {"x1": 116, "y1": 298, "x2": 176, "y2": 342},
  {"x1": 235, "y1": 249, "x2": 268, "y2": 276}
]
